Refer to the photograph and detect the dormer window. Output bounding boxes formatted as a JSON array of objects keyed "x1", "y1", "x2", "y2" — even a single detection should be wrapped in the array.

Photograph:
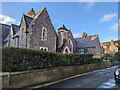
[{"x1": 42, "y1": 27, "x2": 47, "y2": 41}]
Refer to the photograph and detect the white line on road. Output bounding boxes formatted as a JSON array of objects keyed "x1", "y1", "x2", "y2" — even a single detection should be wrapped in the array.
[{"x1": 97, "y1": 78, "x2": 116, "y2": 88}]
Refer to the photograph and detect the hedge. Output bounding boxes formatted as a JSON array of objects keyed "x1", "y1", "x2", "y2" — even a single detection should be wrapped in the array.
[
  {"x1": 114, "y1": 52, "x2": 120, "y2": 61},
  {"x1": 2, "y1": 47, "x2": 100, "y2": 72}
]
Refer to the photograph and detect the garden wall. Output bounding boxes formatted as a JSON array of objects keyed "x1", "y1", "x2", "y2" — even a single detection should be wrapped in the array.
[{"x1": 2, "y1": 61, "x2": 119, "y2": 88}]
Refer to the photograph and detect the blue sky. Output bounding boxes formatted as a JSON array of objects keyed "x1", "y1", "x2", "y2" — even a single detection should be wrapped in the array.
[{"x1": 1, "y1": 2, "x2": 118, "y2": 42}]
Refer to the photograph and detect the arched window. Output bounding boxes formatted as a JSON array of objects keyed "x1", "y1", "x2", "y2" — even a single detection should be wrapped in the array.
[
  {"x1": 42, "y1": 27, "x2": 47, "y2": 41},
  {"x1": 21, "y1": 28, "x2": 24, "y2": 40},
  {"x1": 69, "y1": 40, "x2": 71, "y2": 45},
  {"x1": 45, "y1": 48, "x2": 47, "y2": 51},
  {"x1": 40, "y1": 47, "x2": 48, "y2": 51},
  {"x1": 43, "y1": 29, "x2": 45, "y2": 40},
  {"x1": 65, "y1": 49, "x2": 68, "y2": 53},
  {"x1": 68, "y1": 39, "x2": 73, "y2": 53},
  {"x1": 63, "y1": 46, "x2": 70, "y2": 54}
]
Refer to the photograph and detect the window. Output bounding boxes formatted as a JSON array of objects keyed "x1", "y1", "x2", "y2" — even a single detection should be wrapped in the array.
[
  {"x1": 14, "y1": 38, "x2": 17, "y2": 46},
  {"x1": 63, "y1": 46, "x2": 70, "y2": 54},
  {"x1": 65, "y1": 49, "x2": 68, "y2": 53},
  {"x1": 80, "y1": 49, "x2": 84, "y2": 54},
  {"x1": 68, "y1": 39, "x2": 73, "y2": 53},
  {"x1": 5, "y1": 41, "x2": 8, "y2": 47},
  {"x1": 69, "y1": 40, "x2": 70, "y2": 45},
  {"x1": 42, "y1": 27, "x2": 47, "y2": 41},
  {"x1": 21, "y1": 28, "x2": 24, "y2": 40},
  {"x1": 40, "y1": 47, "x2": 48, "y2": 51},
  {"x1": 43, "y1": 29, "x2": 45, "y2": 40}
]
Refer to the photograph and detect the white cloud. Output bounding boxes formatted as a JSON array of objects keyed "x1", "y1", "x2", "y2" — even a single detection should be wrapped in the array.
[
  {"x1": 73, "y1": 33, "x2": 80, "y2": 38},
  {"x1": 0, "y1": 14, "x2": 16, "y2": 24},
  {"x1": 110, "y1": 23, "x2": 118, "y2": 31},
  {"x1": 100, "y1": 13, "x2": 117, "y2": 22}
]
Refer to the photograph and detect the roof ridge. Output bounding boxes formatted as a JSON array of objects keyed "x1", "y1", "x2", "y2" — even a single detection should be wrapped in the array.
[
  {"x1": 75, "y1": 34, "x2": 98, "y2": 39},
  {"x1": 24, "y1": 14, "x2": 33, "y2": 19},
  {"x1": 11, "y1": 24, "x2": 20, "y2": 27},
  {"x1": 33, "y1": 7, "x2": 46, "y2": 21}
]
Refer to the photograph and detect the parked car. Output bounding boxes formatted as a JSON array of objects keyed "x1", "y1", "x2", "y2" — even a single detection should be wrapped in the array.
[{"x1": 114, "y1": 66, "x2": 120, "y2": 83}]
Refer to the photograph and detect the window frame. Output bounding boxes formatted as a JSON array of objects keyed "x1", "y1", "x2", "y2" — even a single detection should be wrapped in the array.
[
  {"x1": 80, "y1": 49, "x2": 84, "y2": 54},
  {"x1": 21, "y1": 28, "x2": 24, "y2": 40},
  {"x1": 40, "y1": 47, "x2": 48, "y2": 51},
  {"x1": 42, "y1": 27, "x2": 47, "y2": 41}
]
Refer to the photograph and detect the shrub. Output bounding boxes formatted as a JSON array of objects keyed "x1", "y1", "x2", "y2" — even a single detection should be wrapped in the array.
[
  {"x1": 90, "y1": 58, "x2": 102, "y2": 64},
  {"x1": 114, "y1": 52, "x2": 120, "y2": 61},
  {"x1": 2, "y1": 47, "x2": 100, "y2": 72},
  {"x1": 102, "y1": 53, "x2": 114, "y2": 61}
]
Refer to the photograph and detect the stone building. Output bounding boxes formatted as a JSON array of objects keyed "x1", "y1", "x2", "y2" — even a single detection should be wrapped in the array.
[
  {"x1": 75, "y1": 33, "x2": 101, "y2": 58},
  {"x1": 1, "y1": 7, "x2": 101, "y2": 57},
  {"x1": 0, "y1": 24, "x2": 11, "y2": 46},
  {"x1": 101, "y1": 40, "x2": 120, "y2": 55}
]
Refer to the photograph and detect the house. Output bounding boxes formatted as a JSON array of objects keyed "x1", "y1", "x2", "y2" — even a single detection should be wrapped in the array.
[
  {"x1": 75, "y1": 33, "x2": 101, "y2": 58},
  {"x1": 1, "y1": 7, "x2": 102, "y2": 57},
  {"x1": 101, "y1": 40, "x2": 120, "y2": 55}
]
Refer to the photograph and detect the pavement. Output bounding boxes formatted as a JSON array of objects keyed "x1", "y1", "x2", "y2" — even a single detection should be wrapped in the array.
[{"x1": 31, "y1": 65, "x2": 120, "y2": 89}]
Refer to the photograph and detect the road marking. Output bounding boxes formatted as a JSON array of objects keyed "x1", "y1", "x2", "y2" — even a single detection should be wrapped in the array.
[
  {"x1": 97, "y1": 78, "x2": 116, "y2": 88},
  {"x1": 31, "y1": 66, "x2": 118, "y2": 89}
]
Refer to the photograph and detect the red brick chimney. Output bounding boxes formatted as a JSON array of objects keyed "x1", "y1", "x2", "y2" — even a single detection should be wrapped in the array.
[{"x1": 82, "y1": 32, "x2": 87, "y2": 38}]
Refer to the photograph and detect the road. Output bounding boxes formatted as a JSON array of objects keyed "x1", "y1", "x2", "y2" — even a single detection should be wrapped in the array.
[{"x1": 32, "y1": 66, "x2": 120, "y2": 89}]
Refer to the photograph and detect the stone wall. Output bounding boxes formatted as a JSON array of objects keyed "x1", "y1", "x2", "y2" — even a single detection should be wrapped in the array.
[{"x1": 2, "y1": 61, "x2": 119, "y2": 88}]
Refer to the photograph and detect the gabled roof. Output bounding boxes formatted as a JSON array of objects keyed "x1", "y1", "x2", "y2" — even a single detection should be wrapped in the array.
[
  {"x1": 30, "y1": 7, "x2": 57, "y2": 36},
  {"x1": 58, "y1": 24, "x2": 68, "y2": 30},
  {"x1": 33, "y1": 7, "x2": 46, "y2": 21},
  {"x1": 11, "y1": 24, "x2": 20, "y2": 35},
  {"x1": 75, "y1": 35, "x2": 98, "y2": 48}
]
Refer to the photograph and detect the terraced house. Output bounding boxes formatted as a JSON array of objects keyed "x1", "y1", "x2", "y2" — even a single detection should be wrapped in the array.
[{"x1": 1, "y1": 7, "x2": 102, "y2": 57}]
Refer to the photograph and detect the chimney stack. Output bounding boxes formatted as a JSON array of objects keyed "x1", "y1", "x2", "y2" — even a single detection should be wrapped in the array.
[{"x1": 82, "y1": 32, "x2": 87, "y2": 38}]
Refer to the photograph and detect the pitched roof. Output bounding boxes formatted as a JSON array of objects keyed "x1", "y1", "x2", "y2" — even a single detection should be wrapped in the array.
[
  {"x1": 58, "y1": 24, "x2": 68, "y2": 30},
  {"x1": 0, "y1": 23, "x2": 11, "y2": 39},
  {"x1": 75, "y1": 35, "x2": 98, "y2": 48},
  {"x1": 24, "y1": 15, "x2": 33, "y2": 27},
  {"x1": 33, "y1": 7, "x2": 46, "y2": 21},
  {"x1": 11, "y1": 24, "x2": 20, "y2": 35}
]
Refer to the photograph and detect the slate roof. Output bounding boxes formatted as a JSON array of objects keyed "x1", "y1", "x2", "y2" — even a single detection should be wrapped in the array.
[
  {"x1": 75, "y1": 35, "x2": 98, "y2": 48},
  {"x1": 58, "y1": 24, "x2": 68, "y2": 30},
  {"x1": 24, "y1": 15, "x2": 33, "y2": 27},
  {"x1": 33, "y1": 7, "x2": 46, "y2": 21},
  {"x1": 1, "y1": 23, "x2": 11, "y2": 40},
  {"x1": 12, "y1": 24, "x2": 20, "y2": 35}
]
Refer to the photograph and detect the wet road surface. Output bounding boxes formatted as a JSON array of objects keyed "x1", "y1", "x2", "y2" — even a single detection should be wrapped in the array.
[{"x1": 39, "y1": 66, "x2": 120, "y2": 88}]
